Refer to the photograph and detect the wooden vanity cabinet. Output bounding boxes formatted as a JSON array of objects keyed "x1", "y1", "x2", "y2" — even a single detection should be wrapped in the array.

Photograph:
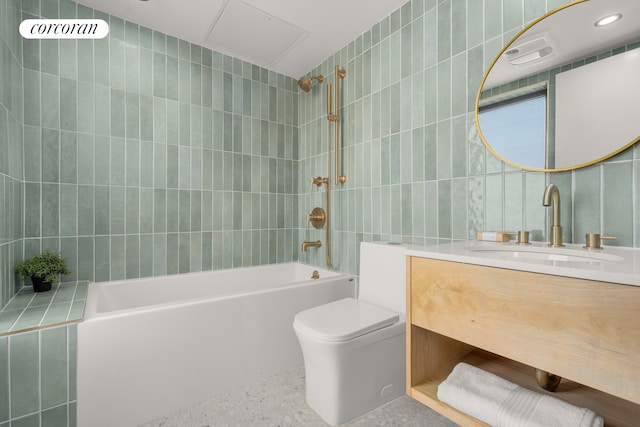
[{"x1": 406, "y1": 256, "x2": 640, "y2": 427}]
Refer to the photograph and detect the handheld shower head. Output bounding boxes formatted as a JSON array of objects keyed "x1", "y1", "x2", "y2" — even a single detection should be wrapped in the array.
[{"x1": 297, "y1": 75, "x2": 324, "y2": 92}]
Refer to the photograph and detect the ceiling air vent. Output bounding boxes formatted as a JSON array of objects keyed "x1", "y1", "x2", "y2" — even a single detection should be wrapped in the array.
[{"x1": 504, "y1": 33, "x2": 557, "y2": 67}]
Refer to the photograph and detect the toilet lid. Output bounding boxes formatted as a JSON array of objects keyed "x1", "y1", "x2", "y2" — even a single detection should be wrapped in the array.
[{"x1": 293, "y1": 298, "x2": 399, "y2": 343}]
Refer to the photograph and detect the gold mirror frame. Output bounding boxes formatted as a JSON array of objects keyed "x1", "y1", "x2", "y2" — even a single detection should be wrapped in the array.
[{"x1": 475, "y1": 0, "x2": 640, "y2": 173}]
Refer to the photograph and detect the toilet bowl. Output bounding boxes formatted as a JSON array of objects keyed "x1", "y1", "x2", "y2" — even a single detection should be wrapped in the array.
[{"x1": 293, "y1": 242, "x2": 407, "y2": 425}]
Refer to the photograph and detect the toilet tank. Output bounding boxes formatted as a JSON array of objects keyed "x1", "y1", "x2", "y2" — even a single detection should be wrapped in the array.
[{"x1": 358, "y1": 242, "x2": 407, "y2": 315}]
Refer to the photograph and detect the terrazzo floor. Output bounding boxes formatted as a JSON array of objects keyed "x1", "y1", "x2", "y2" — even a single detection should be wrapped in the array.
[{"x1": 141, "y1": 367, "x2": 460, "y2": 427}]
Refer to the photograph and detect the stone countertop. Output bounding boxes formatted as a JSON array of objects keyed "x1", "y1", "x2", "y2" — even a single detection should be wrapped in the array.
[{"x1": 406, "y1": 240, "x2": 640, "y2": 287}]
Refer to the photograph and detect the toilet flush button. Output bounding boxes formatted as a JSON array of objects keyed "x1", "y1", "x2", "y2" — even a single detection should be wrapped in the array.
[{"x1": 381, "y1": 384, "x2": 395, "y2": 398}]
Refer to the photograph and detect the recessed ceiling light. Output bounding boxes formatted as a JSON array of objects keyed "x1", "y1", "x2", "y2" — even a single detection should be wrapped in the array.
[{"x1": 595, "y1": 14, "x2": 622, "y2": 27}]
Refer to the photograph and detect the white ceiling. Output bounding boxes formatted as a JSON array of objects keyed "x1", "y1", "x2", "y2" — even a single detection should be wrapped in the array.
[{"x1": 73, "y1": 0, "x2": 409, "y2": 79}]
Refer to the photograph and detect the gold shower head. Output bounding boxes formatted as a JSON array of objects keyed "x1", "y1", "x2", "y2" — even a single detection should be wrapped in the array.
[{"x1": 297, "y1": 75, "x2": 324, "y2": 92}]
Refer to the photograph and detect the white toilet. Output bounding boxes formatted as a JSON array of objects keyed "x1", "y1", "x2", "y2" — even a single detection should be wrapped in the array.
[{"x1": 293, "y1": 241, "x2": 407, "y2": 425}]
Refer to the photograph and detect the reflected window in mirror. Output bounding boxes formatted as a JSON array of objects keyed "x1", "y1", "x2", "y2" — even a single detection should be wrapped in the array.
[{"x1": 479, "y1": 87, "x2": 548, "y2": 169}]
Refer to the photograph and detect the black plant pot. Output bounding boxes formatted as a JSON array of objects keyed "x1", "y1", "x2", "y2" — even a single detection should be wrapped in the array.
[{"x1": 31, "y1": 276, "x2": 52, "y2": 292}]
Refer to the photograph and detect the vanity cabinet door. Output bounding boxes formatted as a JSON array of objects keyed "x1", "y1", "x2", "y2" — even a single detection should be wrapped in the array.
[{"x1": 408, "y1": 256, "x2": 640, "y2": 405}]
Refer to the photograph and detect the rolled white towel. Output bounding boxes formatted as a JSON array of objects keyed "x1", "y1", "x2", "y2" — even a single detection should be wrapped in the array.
[
  {"x1": 437, "y1": 362, "x2": 604, "y2": 427},
  {"x1": 436, "y1": 362, "x2": 519, "y2": 426},
  {"x1": 496, "y1": 386, "x2": 603, "y2": 427}
]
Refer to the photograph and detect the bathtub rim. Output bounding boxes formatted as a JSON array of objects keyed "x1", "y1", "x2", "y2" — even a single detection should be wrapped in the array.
[{"x1": 82, "y1": 262, "x2": 355, "y2": 322}]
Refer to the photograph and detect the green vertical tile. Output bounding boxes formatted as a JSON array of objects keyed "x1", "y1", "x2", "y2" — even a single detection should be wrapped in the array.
[
  {"x1": 0, "y1": 337, "x2": 7, "y2": 422},
  {"x1": 68, "y1": 324, "x2": 77, "y2": 399},
  {"x1": 60, "y1": 184, "x2": 77, "y2": 236},
  {"x1": 126, "y1": 235, "x2": 140, "y2": 279},
  {"x1": 451, "y1": 117, "x2": 467, "y2": 178},
  {"x1": 485, "y1": 0, "x2": 503, "y2": 41},
  {"x1": 574, "y1": 165, "x2": 601, "y2": 239},
  {"x1": 438, "y1": 180, "x2": 452, "y2": 238},
  {"x1": 93, "y1": 37, "x2": 110, "y2": 86},
  {"x1": 437, "y1": 1, "x2": 451, "y2": 63},
  {"x1": 153, "y1": 189, "x2": 167, "y2": 233},
  {"x1": 78, "y1": 81, "x2": 95, "y2": 134},
  {"x1": 110, "y1": 186, "x2": 125, "y2": 234},
  {"x1": 504, "y1": 173, "x2": 524, "y2": 232},
  {"x1": 452, "y1": 178, "x2": 468, "y2": 239},
  {"x1": 94, "y1": 236, "x2": 110, "y2": 282},
  {"x1": 78, "y1": 185, "x2": 95, "y2": 236},
  {"x1": 110, "y1": 236, "x2": 125, "y2": 280},
  {"x1": 41, "y1": 327, "x2": 68, "y2": 409},
  {"x1": 126, "y1": 188, "x2": 139, "y2": 234},
  {"x1": 9, "y1": 332, "x2": 39, "y2": 418},
  {"x1": 110, "y1": 89, "x2": 126, "y2": 138},
  {"x1": 125, "y1": 43, "x2": 140, "y2": 94},
  {"x1": 42, "y1": 129, "x2": 59, "y2": 183},
  {"x1": 125, "y1": 92, "x2": 140, "y2": 139},
  {"x1": 140, "y1": 140, "x2": 153, "y2": 187},
  {"x1": 41, "y1": 74, "x2": 60, "y2": 130},
  {"x1": 60, "y1": 132, "x2": 77, "y2": 183},
  {"x1": 24, "y1": 127, "x2": 41, "y2": 182},
  {"x1": 41, "y1": 39, "x2": 59, "y2": 75},
  {"x1": 179, "y1": 190, "x2": 190, "y2": 232},
  {"x1": 139, "y1": 188, "x2": 153, "y2": 233},
  {"x1": 94, "y1": 136, "x2": 110, "y2": 185},
  {"x1": 140, "y1": 95, "x2": 154, "y2": 142},
  {"x1": 125, "y1": 139, "x2": 140, "y2": 187},
  {"x1": 166, "y1": 189, "x2": 178, "y2": 232},
  {"x1": 140, "y1": 234, "x2": 153, "y2": 278},
  {"x1": 451, "y1": 54, "x2": 467, "y2": 117},
  {"x1": 154, "y1": 234, "x2": 167, "y2": 276},
  {"x1": 110, "y1": 38, "x2": 125, "y2": 90},
  {"x1": 603, "y1": 162, "x2": 633, "y2": 246},
  {"x1": 94, "y1": 84, "x2": 110, "y2": 136},
  {"x1": 166, "y1": 233, "x2": 179, "y2": 274},
  {"x1": 42, "y1": 184, "x2": 59, "y2": 237},
  {"x1": 77, "y1": 237, "x2": 94, "y2": 281},
  {"x1": 24, "y1": 183, "x2": 40, "y2": 238},
  {"x1": 153, "y1": 52, "x2": 166, "y2": 98},
  {"x1": 485, "y1": 174, "x2": 504, "y2": 232},
  {"x1": 165, "y1": 56, "x2": 178, "y2": 101},
  {"x1": 110, "y1": 137, "x2": 125, "y2": 186},
  {"x1": 140, "y1": 47, "x2": 153, "y2": 96},
  {"x1": 437, "y1": 121, "x2": 451, "y2": 179},
  {"x1": 77, "y1": 134, "x2": 94, "y2": 185},
  {"x1": 179, "y1": 103, "x2": 190, "y2": 146},
  {"x1": 94, "y1": 186, "x2": 110, "y2": 235},
  {"x1": 23, "y1": 70, "x2": 40, "y2": 126},
  {"x1": 78, "y1": 40, "x2": 94, "y2": 83}
]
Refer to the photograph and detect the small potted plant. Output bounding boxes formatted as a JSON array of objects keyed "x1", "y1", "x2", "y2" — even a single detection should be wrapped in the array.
[{"x1": 15, "y1": 250, "x2": 72, "y2": 292}]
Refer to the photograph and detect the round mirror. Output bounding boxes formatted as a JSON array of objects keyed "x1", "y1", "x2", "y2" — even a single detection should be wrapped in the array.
[{"x1": 475, "y1": 0, "x2": 640, "y2": 172}]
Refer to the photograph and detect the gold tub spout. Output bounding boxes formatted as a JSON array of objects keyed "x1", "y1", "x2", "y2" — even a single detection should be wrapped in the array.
[{"x1": 301, "y1": 240, "x2": 322, "y2": 252}]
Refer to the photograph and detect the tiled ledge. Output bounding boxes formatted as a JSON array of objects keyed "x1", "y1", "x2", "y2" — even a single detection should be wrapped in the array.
[{"x1": 0, "y1": 281, "x2": 87, "y2": 336}]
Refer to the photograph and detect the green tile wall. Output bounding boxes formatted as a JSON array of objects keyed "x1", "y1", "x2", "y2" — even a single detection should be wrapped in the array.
[
  {"x1": 299, "y1": 0, "x2": 640, "y2": 274},
  {"x1": 0, "y1": 0, "x2": 24, "y2": 310},
  {"x1": 20, "y1": 0, "x2": 299, "y2": 284},
  {"x1": 0, "y1": 325, "x2": 77, "y2": 427}
]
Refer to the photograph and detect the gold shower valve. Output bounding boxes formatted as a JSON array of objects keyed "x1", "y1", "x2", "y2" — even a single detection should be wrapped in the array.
[{"x1": 306, "y1": 207, "x2": 326, "y2": 229}]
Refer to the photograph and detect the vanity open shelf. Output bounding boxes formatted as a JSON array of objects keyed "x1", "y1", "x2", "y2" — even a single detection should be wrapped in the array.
[{"x1": 406, "y1": 254, "x2": 640, "y2": 427}]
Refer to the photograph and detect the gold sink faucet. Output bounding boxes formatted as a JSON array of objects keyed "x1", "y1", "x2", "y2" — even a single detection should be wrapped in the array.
[{"x1": 543, "y1": 184, "x2": 564, "y2": 247}]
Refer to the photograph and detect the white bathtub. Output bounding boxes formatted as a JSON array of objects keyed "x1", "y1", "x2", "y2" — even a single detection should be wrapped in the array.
[{"x1": 77, "y1": 262, "x2": 355, "y2": 427}]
